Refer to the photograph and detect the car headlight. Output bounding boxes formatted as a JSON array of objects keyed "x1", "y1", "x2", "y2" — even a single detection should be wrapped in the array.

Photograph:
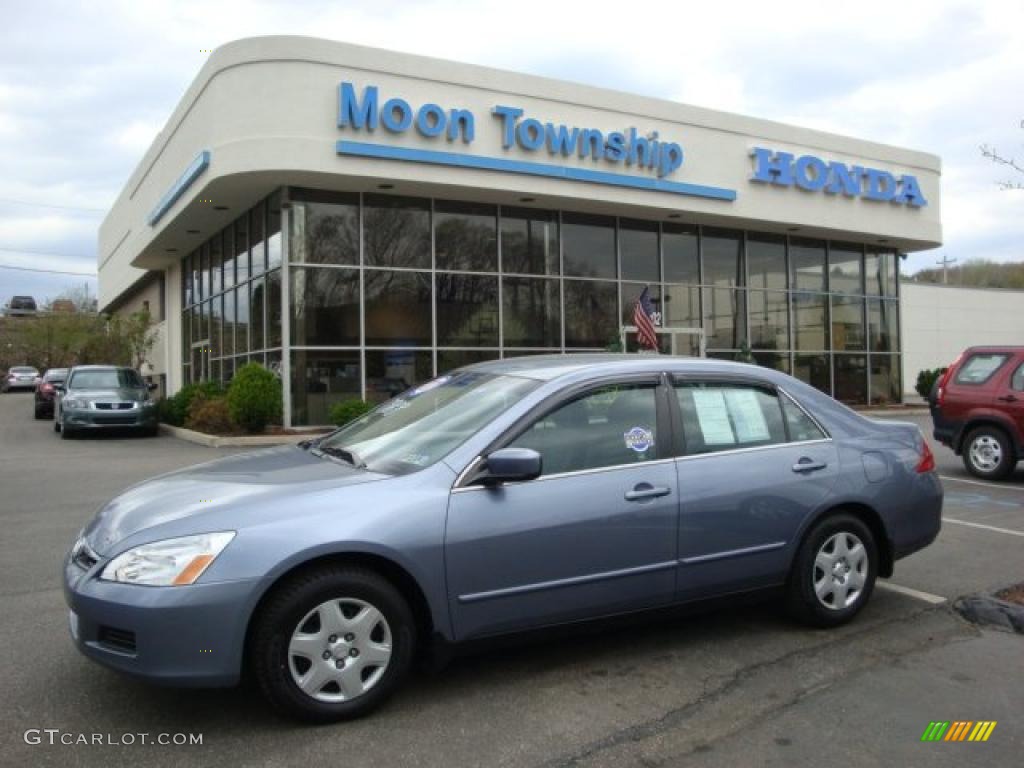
[
  {"x1": 100, "y1": 532, "x2": 235, "y2": 586},
  {"x1": 64, "y1": 398, "x2": 88, "y2": 409}
]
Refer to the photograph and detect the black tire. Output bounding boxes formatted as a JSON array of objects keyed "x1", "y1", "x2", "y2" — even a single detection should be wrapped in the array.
[
  {"x1": 54, "y1": 415, "x2": 62, "y2": 433},
  {"x1": 250, "y1": 566, "x2": 416, "y2": 723},
  {"x1": 961, "y1": 426, "x2": 1014, "y2": 480},
  {"x1": 786, "y1": 512, "x2": 877, "y2": 628},
  {"x1": 60, "y1": 419, "x2": 74, "y2": 439}
]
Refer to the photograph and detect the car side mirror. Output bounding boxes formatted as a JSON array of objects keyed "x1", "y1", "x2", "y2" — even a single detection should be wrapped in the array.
[{"x1": 481, "y1": 448, "x2": 542, "y2": 485}]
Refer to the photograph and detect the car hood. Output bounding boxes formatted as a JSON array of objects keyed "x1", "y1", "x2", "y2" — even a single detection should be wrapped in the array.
[
  {"x1": 83, "y1": 446, "x2": 383, "y2": 555},
  {"x1": 67, "y1": 387, "x2": 147, "y2": 402}
]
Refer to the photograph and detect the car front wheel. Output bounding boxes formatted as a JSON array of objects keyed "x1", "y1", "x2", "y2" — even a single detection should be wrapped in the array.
[
  {"x1": 787, "y1": 513, "x2": 877, "y2": 628},
  {"x1": 250, "y1": 566, "x2": 416, "y2": 723},
  {"x1": 962, "y1": 426, "x2": 1014, "y2": 480}
]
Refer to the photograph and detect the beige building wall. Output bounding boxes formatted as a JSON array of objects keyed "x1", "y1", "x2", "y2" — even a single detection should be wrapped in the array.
[{"x1": 901, "y1": 282, "x2": 1024, "y2": 397}]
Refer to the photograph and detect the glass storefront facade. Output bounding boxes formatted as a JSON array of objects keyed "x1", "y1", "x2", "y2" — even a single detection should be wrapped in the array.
[{"x1": 180, "y1": 187, "x2": 902, "y2": 426}]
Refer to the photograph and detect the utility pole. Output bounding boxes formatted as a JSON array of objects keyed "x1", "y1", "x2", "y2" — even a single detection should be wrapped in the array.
[{"x1": 936, "y1": 254, "x2": 957, "y2": 284}]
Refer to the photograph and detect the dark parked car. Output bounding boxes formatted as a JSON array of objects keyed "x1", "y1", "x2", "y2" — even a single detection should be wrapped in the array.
[
  {"x1": 2, "y1": 366, "x2": 40, "y2": 392},
  {"x1": 64, "y1": 356, "x2": 942, "y2": 722},
  {"x1": 34, "y1": 368, "x2": 69, "y2": 419},
  {"x1": 930, "y1": 346, "x2": 1024, "y2": 479},
  {"x1": 55, "y1": 365, "x2": 159, "y2": 438},
  {"x1": 5, "y1": 295, "x2": 37, "y2": 317}
]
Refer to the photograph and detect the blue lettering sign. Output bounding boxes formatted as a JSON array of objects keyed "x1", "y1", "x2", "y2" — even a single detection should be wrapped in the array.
[
  {"x1": 750, "y1": 147, "x2": 927, "y2": 208},
  {"x1": 340, "y1": 82, "x2": 475, "y2": 143}
]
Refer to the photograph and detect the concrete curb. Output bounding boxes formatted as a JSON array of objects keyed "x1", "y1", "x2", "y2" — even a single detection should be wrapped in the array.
[
  {"x1": 953, "y1": 594, "x2": 1024, "y2": 634},
  {"x1": 158, "y1": 423, "x2": 311, "y2": 448}
]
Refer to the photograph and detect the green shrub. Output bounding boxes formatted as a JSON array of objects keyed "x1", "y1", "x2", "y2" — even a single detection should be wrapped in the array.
[
  {"x1": 915, "y1": 367, "x2": 947, "y2": 400},
  {"x1": 159, "y1": 380, "x2": 225, "y2": 426},
  {"x1": 226, "y1": 363, "x2": 282, "y2": 433},
  {"x1": 184, "y1": 395, "x2": 234, "y2": 434},
  {"x1": 329, "y1": 398, "x2": 373, "y2": 427}
]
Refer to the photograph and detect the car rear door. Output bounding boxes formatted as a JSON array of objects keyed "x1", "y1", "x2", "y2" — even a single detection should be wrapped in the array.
[
  {"x1": 993, "y1": 357, "x2": 1024, "y2": 446},
  {"x1": 444, "y1": 375, "x2": 679, "y2": 640},
  {"x1": 669, "y1": 377, "x2": 840, "y2": 602}
]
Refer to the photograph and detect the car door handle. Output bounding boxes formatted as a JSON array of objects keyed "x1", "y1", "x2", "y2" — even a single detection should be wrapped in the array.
[
  {"x1": 624, "y1": 485, "x2": 672, "y2": 502},
  {"x1": 792, "y1": 458, "x2": 828, "y2": 473},
  {"x1": 997, "y1": 395, "x2": 1018, "y2": 403}
]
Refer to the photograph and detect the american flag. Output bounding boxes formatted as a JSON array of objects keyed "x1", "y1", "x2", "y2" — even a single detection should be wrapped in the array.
[{"x1": 632, "y1": 286, "x2": 659, "y2": 352}]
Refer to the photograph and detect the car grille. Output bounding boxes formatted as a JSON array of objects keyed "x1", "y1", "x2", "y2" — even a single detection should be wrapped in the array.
[
  {"x1": 94, "y1": 402, "x2": 135, "y2": 411},
  {"x1": 94, "y1": 416, "x2": 137, "y2": 425},
  {"x1": 97, "y1": 626, "x2": 137, "y2": 654}
]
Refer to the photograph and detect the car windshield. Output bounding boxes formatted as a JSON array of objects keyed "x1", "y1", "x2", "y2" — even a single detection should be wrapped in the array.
[
  {"x1": 69, "y1": 369, "x2": 143, "y2": 389},
  {"x1": 44, "y1": 370, "x2": 67, "y2": 382},
  {"x1": 11, "y1": 367, "x2": 37, "y2": 374},
  {"x1": 318, "y1": 371, "x2": 539, "y2": 475}
]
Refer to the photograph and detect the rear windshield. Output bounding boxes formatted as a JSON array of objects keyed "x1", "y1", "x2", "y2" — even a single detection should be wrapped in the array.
[
  {"x1": 10, "y1": 367, "x2": 37, "y2": 374},
  {"x1": 44, "y1": 370, "x2": 67, "y2": 382},
  {"x1": 954, "y1": 354, "x2": 1008, "y2": 385},
  {"x1": 68, "y1": 369, "x2": 144, "y2": 389}
]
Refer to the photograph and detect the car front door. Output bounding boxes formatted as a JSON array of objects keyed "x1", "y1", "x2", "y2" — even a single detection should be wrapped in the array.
[
  {"x1": 445, "y1": 377, "x2": 679, "y2": 640},
  {"x1": 670, "y1": 378, "x2": 840, "y2": 602}
]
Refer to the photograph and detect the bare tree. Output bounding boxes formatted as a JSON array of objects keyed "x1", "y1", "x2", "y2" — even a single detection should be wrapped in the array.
[{"x1": 980, "y1": 120, "x2": 1024, "y2": 190}]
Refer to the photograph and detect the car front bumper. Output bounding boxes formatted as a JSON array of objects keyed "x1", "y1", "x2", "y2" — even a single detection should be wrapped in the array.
[
  {"x1": 63, "y1": 553, "x2": 255, "y2": 687},
  {"x1": 63, "y1": 406, "x2": 158, "y2": 430}
]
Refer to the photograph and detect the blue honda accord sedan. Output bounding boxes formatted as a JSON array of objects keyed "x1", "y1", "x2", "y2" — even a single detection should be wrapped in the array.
[{"x1": 64, "y1": 355, "x2": 942, "y2": 721}]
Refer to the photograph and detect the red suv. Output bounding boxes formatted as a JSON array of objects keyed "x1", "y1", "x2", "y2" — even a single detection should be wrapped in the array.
[{"x1": 930, "y1": 346, "x2": 1024, "y2": 479}]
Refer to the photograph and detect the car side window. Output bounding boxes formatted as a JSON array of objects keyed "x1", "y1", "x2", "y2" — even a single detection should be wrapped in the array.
[
  {"x1": 780, "y1": 393, "x2": 827, "y2": 441},
  {"x1": 507, "y1": 383, "x2": 659, "y2": 476},
  {"x1": 955, "y1": 354, "x2": 1008, "y2": 385},
  {"x1": 675, "y1": 382, "x2": 787, "y2": 455},
  {"x1": 1012, "y1": 363, "x2": 1024, "y2": 392}
]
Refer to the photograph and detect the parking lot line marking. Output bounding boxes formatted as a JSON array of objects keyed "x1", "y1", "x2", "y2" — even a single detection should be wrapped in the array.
[
  {"x1": 940, "y1": 475, "x2": 1024, "y2": 492},
  {"x1": 877, "y1": 582, "x2": 947, "y2": 604},
  {"x1": 944, "y1": 517, "x2": 1024, "y2": 538}
]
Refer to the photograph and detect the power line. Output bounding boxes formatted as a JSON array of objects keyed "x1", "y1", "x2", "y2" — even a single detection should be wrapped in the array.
[
  {"x1": 0, "y1": 198, "x2": 107, "y2": 214},
  {"x1": 0, "y1": 263, "x2": 97, "y2": 277},
  {"x1": 0, "y1": 246, "x2": 94, "y2": 261}
]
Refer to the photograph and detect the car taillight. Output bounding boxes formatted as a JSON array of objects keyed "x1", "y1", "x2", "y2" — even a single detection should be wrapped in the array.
[
  {"x1": 934, "y1": 355, "x2": 961, "y2": 407},
  {"x1": 41, "y1": 383, "x2": 54, "y2": 393},
  {"x1": 915, "y1": 438, "x2": 936, "y2": 474}
]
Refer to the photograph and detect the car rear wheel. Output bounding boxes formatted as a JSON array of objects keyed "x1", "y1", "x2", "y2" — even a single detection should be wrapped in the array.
[
  {"x1": 250, "y1": 566, "x2": 416, "y2": 723},
  {"x1": 962, "y1": 426, "x2": 1014, "y2": 480},
  {"x1": 786, "y1": 513, "x2": 877, "y2": 628}
]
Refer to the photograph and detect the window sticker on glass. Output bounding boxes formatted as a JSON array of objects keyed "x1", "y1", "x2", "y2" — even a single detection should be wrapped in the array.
[
  {"x1": 724, "y1": 389, "x2": 770, "y2": 443},
  {"x1": 623, "y1": 426, "x2": 654, "y2": 453},
  {"x1": 692, "y1": 389, "x2": 736, "y2": 445}
]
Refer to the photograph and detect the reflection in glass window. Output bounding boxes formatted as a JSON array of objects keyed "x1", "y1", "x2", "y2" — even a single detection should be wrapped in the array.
[
  {"x1": 267, "y1": 194, "x2": 282, "y2": 271},
  {"x1": 703, "y1": 287, "x2": 746, "y2": 349},
  {"x1": 235, "y1": 285, "x2": 249, "y2": 354},
  {"x1": 621, "y1": 282, "x2": 661, "y2": 327},
  {"x1": 866, "y1": 248, "x2": 897, "y2": 296},
  {"x1": 222, "y1": 289, "x2": 235, "y2": 357},
  {"x1": 509, "y1": 384, "x2": 659, "y2": 475},
  {"x1": 748, "y1": 290, "x2": 789, "y2": 351},
  {"x1": 503, "y1": 277, "x2": 561, "y2": 347},
  {"x1": 267, "y1": 269, "x2": 282, "y2": 349},
  {"x1": 364, "y1": 269, "x2": 432, "y2": 346},
  {"x1": 663, "y1": 223, "x2": 699, "y2": 283},
  {"x1": 364, "y1": 194, "x2": 430, "y2": 269},
  {"x1": 753, "y1": 351, "x2": 790, "y2": 374},
  {"x1": 663, "y1": 283, "x2": 700, "y2": 328},
  {"x1": 833, "y1": 354, "x2": 867, "y2": 405},
  {"x1": 619, "y1": 219, "x2": 659, "y2": 282},
  {"x1": 250, "y1": 277, "x2": 265, "y2": 352},
  {"x1": 789, "y1": 238, "x2": 826, "y2": 292},
  {"x1": 436, "y1": 273, "x2": 498, "y2": 346},
  {"x1": 209, "y1": 295, "x2": 222, "y2": 358},
  {"x1": 746, "y1": 234, "x2": 786, "y2": 291},
  {"x1": 793, "y1": 292, "x2": 828, "y2": 351},
  {"x1": 702, "y1": 228, "x2": 743, "y2": 287},
  {"x1": 290, "y1": 196, "x2": 359, "y2": 265},
  {"x1": 199, "y1": 244, "x2": 210, "y2": 302},
  {"x1": 675, "y1": 382, "x2": 786, "y2": 454},
  {"x1": 831, "y1": 295, "x2": 866, "y2": 351},
  {"x1": 438, "y1": 349, "x2": 498, "y2": 374},
  {"x1": 291, "y1": 267, "x2": 359, "y2": 347},
  {"x1": 562, "y1": 213, "x2": 616, "y2": 278},
  {"x1": 250, "y1": 202, "x2": 266, "y2": 277},
  {"x1": 434, "y1": 201, "x2": 497, "y2": 272},
  {"x1": 564, "y1": 279, "x2": 618, "y2": 347},
  {"x1": 867, "y1": 298, "x2": 898, "y2": 352},
  {"x1": 794, "y1": 354, "x2": 830, "y2": 394},
  {"x1": 291, "y1": 350, "x2": 361, "y2": 426},
  {"x1": 209, "y1": 233, "x2": 223, "y2": 297},
  {"x1": 781, "y1": 394, "x2": 826, "y2": 440},
  {"x1": 869, "y1": 354, "x2": 901, "y2": 405},
  {"x1": 501, "y1": 207, "x2": 558, "y2": 275},
  {"x1": 364, "y1": 350, "x2": 433, "y2": 403},
  {"x1": 231, "y1": 216, "x2": 246, "y2": 286},
  {"x1": 829, "y1": 243, "x2": 863, "y2": 294}
]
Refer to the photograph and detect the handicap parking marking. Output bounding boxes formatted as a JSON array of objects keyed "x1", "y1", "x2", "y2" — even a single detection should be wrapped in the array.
[
  {"x1": 944, "y1": 491, "x2": 1022, "y2": 510},
  {"x1": 940, "y1": 475, "x2": 1024, "y2": 492}
]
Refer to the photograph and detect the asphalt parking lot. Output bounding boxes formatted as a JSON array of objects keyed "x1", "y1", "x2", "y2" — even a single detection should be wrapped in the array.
[{"x1": 0, "y1": 392, "x2": 1020, "y2": 767}]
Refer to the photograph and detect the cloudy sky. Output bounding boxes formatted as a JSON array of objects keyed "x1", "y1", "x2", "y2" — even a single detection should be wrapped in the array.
[{"x1": 1, "y1": 0, "x2": 1021, "y2": 304}]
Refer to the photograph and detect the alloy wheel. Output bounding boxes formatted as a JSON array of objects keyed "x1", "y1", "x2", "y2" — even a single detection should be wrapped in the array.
[
  {"x1": 968, "y1": 435, "x2": 1002, "y2": 473},
  {"x1": 812, "y1": 531, "x2": 868, "y2": 610}
]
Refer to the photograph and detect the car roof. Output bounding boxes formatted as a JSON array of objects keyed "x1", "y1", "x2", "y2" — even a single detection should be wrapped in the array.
[
  {"x1": 461, "y1": 353, "x2": 773, "y2": 382},
  {"x1": 69, "y1": 365, "x2": 132, "y2": 371},
  {"x1": 963, "y1": 346, "x2": 1024, "y2": 353}
]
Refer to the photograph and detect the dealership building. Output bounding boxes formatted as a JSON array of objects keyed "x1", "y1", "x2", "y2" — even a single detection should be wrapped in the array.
[{"x1": 98, "y1": 36, "x2": 942, "y2": 427}]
